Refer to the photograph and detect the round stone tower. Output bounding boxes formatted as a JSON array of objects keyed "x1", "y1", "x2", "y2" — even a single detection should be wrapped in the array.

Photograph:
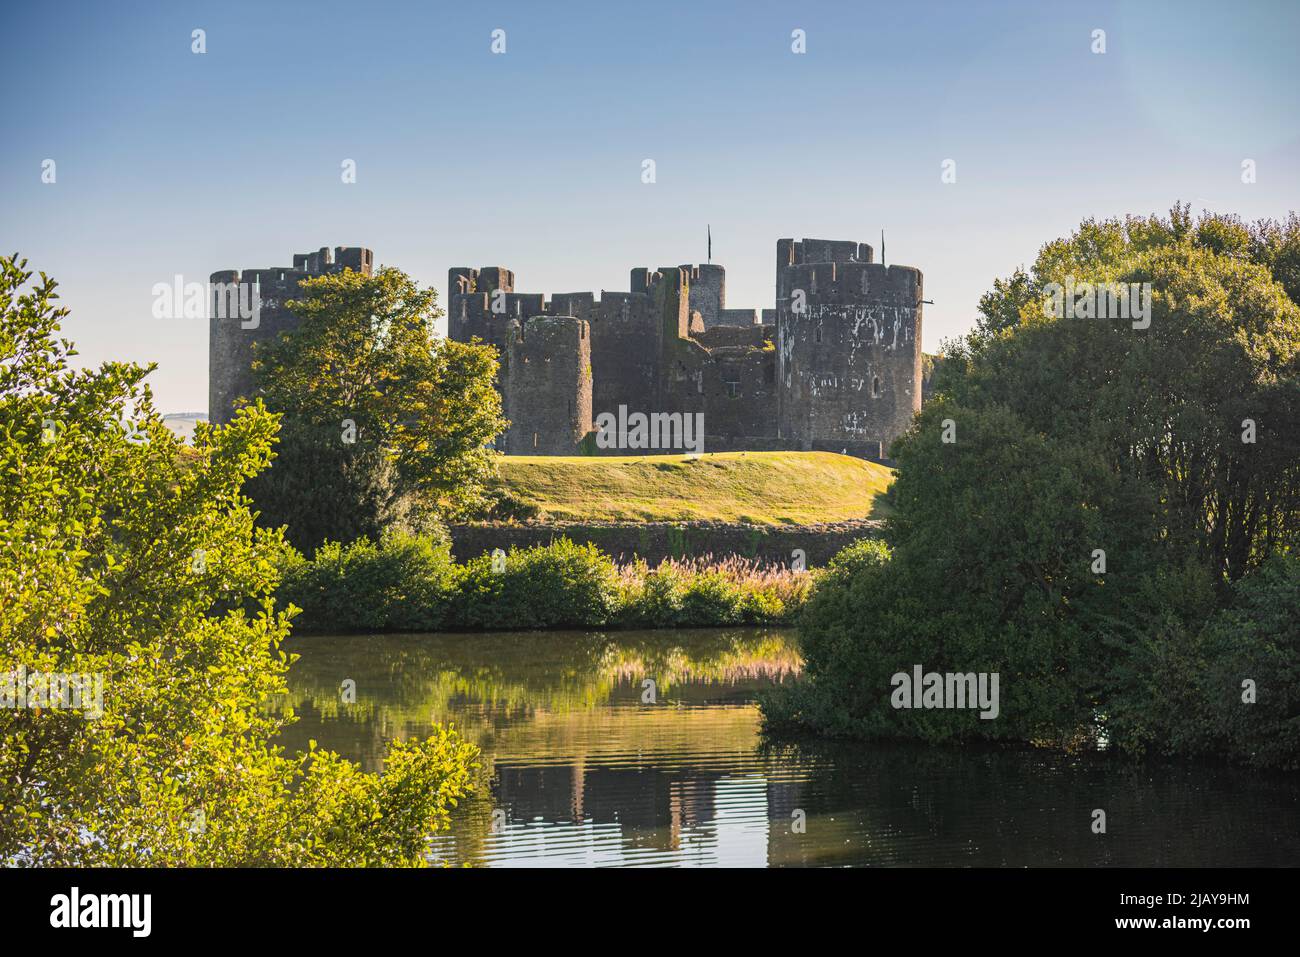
[
  {"x1": 208, "y1": 246, "x2": 373, "y2": 425},
  {"x1": 775, "y1": 238, "x2": 922, "y2": 458},
  {"x1": 503, "y1": 315, "x2": 593, "y2": 454}
]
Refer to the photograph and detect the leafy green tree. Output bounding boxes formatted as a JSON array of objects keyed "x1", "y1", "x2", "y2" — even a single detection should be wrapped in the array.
[
  {"x1": 0, "y1": 255, "x2": 476, "y2": 865},
  {"x1": 768, "y1": 207, "x2": 1300, "y2": 767},
  {"x1": 944, "y1": 207, "x2": 1300, "y2": 581},
  {"x1": 244, "y1": 267, "x2": 506, "y2": 551}
]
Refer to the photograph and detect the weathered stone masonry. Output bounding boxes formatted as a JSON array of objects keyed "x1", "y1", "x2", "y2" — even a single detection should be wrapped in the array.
[
  {"x1": 207, "y1": 238, "x2": 924, "y2": 461},
  {"x1": 775, "y1": 239, "x2": 923, "y2": 459},
  {"x1": 449, "y1": 237, "x2": 923, "y2": 459}
]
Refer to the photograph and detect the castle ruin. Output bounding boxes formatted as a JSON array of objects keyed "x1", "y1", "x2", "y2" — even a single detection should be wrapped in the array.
[
  {"x1": 208, "y1": 238, "x2": 924, "y2": 460},
  {"x1": 449, "y1": 237, "x2": 923, "y2": 459}
]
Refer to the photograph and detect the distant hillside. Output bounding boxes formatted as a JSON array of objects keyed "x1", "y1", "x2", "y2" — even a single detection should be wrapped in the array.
[{"x1": 493, "y1": 451, "x2": 894, "y2": 525}]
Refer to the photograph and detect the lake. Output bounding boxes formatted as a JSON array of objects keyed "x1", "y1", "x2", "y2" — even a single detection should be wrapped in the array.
[{"x1": 277, "y1": 628, "x2": 1300, "y2": 867}]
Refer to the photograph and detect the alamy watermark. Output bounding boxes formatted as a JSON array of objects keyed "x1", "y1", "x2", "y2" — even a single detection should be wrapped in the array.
[
  {"x1": 50, "y1": 887, "x2": 150, "y2": 937},
  {"x1": 890, "y1": 665, "x2": 999, "y2": 720},
  {"x1": 151, "y1": 276, "x2": 261, "y2": 328},
  {"x1": 1042, "y1": 279, "x2": 1151, "y2": 329},
  {"x1": 595, "y1": 405, "x2": 705, "y2": 453},
  {"x1": 2, "y1": 665, "x2": 104, "y2": 720}
]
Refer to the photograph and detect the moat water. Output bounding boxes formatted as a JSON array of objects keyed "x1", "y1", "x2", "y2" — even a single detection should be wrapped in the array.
[{"x1": 277, "y1": 628, "x2": 1300, "y2": 867}]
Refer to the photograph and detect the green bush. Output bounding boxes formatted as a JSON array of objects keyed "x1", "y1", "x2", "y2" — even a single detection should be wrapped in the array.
[
  {"x1": 823, "y1": 538, "x2": 892, "y2": 581},
  {"x1": 279, "y1": 530, "x2": 455, "y2": 632},
  {"x1": 679, "y1": 571, "x2": 745, "y2": 626},
  {"x1": 615, "y1": 556, "x2": 810, "y2": 628},
  {"x1": 447, "y1": 538, "x2": 620, "y2": 630},
  {"x1": 1196, "y1": 553, "x2": 1300, "y2": 769},
  {"x1": 617, "y1": 563, "x2": 687, "y2": 627},
  {"x1": 1102, "y1": 553, "x2": 1300, "y2": 769}
]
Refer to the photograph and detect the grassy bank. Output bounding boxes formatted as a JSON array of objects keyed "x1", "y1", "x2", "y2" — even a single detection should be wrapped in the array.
[{"x1": 494, "y1": 451, "x2": 894, "y2": 524}]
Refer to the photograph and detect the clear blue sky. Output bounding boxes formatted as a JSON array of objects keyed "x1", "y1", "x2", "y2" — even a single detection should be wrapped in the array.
[{"x1": 2, "y1": 0, "x2": 1298, "y2": 414}]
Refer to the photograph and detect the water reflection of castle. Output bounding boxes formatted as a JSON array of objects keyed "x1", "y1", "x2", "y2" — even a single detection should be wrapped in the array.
[{"x1": 494, "y1": 761, "x2": 809, "y2": 860}]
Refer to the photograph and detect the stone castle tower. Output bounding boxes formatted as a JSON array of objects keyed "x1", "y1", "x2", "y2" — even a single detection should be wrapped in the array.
[
  {"x1": 775, "y1": 239, "x2": 923, "y2": 455},
  {"x1": 504, "y1": 315, "x2": 593, "y2": 454},
  {"x1": 208, "y1": 246, "x2": 373, "y2": 425}
]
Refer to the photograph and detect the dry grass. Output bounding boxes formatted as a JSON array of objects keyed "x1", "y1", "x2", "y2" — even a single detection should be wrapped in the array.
[{"x1": 614, "y1": 554, "x2": 816, "y2": 624}]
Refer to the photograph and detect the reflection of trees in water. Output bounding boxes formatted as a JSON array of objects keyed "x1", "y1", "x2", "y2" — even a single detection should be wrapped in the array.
[
  {"x1": 274, "y1": 627, "x2": 802, "y2": 865},
  {"x1": 276, "y1": 628, "x2": 798, "y2": 723},
  {"x1": 272, "y1": 628, "x2": 799, "y2": 765},
  {"x1": 275, "y1": 630, "x2": 1300, "y2": 865},
  {"x1": 754, "y1": 737, "x2": 1300, "y2": 866}
]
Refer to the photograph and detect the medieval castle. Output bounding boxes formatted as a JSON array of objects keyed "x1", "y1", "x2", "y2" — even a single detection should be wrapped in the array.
[{"x1": 209, "y1": 238, "x2": 923, "y2": 460}]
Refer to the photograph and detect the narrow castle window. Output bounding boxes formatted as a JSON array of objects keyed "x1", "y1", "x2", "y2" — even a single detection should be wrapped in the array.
[
  {"x1": 533, "y1": 432, "x2": 539, "y2": 448},
  {"x1": 814, "y1": 326, "x2": 822, "y2": 343},
  {"x1": 872, "y1": 376, "x2": 881, "y2": 398},
  {"x1": 725, "y1": 380, "x2": 740, "y2": 399}
]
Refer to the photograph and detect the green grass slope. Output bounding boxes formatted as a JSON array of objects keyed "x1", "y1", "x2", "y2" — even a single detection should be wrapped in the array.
[{"x1": 493, "y1": 451, "x2": 893, "y2": 524}]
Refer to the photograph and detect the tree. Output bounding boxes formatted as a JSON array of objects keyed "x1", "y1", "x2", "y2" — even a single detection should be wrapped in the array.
[
  {"x1": 768, "y1": 207, "x2": 1300, "y2": 767},
  {"x1": 942, "y1": 206, "x2": 1300, "y2": 582},
  {"x1": 0, "y1": 255, "x2": 476, "y2": 865},
  {"x1": 244, "y1": 267, "x2": 506, "y2": 551}
]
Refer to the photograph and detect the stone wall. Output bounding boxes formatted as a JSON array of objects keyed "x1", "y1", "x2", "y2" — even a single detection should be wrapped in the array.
[
  {"x1": 695, "y1": 344, "x2": 778, "y2": 442},
  {"x1": 447, "y1": 519, "x2": 884, "y2": 567}
]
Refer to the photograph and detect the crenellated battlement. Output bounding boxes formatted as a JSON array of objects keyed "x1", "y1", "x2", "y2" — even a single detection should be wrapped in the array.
[
  {"x1": 780, "y1": 261, "x2": 922, "y2": 307},
  {"x1": 778, "y1": 237, "x2": 874, "y2": 267}
]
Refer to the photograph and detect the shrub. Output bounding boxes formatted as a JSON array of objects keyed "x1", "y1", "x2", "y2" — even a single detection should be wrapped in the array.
[
  {"x1": 617, "y1": 555, "x2": 812, "y2": 628},
  {"x1": 448, "y1": 538, "x2": 620, "y2": 630},
  {"x1": 279, "y1": 530, "x2": 455, "y2": 633},
  {"x1": 679, "y1": 571, "x2": 745, "y2": 626},
  {"x1": 1195, "y1": 553, "x2": 1300, "y2": 769},
  {"x1": 823, "y1": 538, "x2": 891, "y2": 581},
  {"x1": 617, "y1": 562, "x2": 687, "y2": 627},
  {"x1": 1097, "y1": 553, "x2": 1300, "y2": 770},
  {"x1": 282, "y1": 540, "x2": 814, "y2": 633}
]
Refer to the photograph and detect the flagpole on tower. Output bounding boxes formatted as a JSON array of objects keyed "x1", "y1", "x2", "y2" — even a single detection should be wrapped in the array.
[{"x1": 708, "y1": 225, "x2": 712, "y2": 264}]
